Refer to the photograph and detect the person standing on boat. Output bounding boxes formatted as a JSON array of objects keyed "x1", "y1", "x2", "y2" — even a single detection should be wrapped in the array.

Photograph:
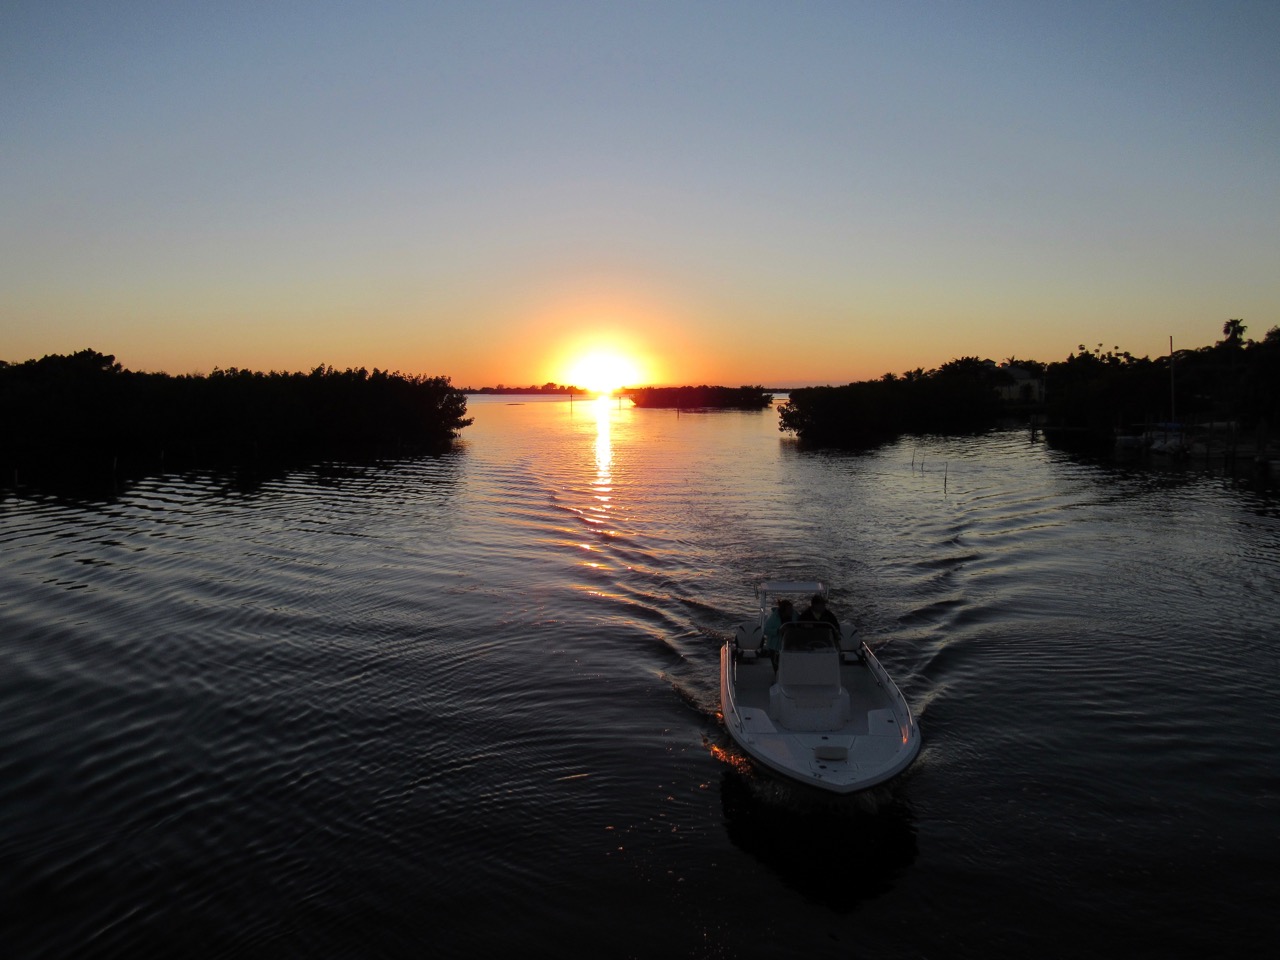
[
  {"x1": 763, "y1": 598, "x2": 797, "y2": 665},
  {"x1": 800, "y1": 594, "x2": 839, "y2": 632}
]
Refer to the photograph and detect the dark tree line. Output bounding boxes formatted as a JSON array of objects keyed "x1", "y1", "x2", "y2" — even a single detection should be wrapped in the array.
[
  {"x1": 466, "y1": 382, "x2": 582, "y2": 395},
  {"x1": 1041, "y1": 324, "x2": 1280, "y2": 444},
  {"x1": 1, "y1": 349, "x2": 472, "y2": 482},
  {"x1": 779, "y1": 357, "x2": 1009, "y2": 446},
  {"x1": 779, "y1": 322, "x2": 1280, "y2": 449},
  {"x1": 629, "y1": 385, "x2": 775, "y2": 409}
]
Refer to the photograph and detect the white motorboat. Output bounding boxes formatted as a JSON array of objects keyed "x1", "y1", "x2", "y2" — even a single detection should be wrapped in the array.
[{"x1": 720, "y1": 581, "x2": 921, "y2": 794}]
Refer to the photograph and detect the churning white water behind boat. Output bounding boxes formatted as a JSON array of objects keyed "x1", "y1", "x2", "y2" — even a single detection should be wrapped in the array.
[{"x1": 2, "y1": 396, "x2": 1277, "y2": 958}]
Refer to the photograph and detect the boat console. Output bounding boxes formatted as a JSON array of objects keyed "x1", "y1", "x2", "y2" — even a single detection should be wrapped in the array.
[{"x1": 769, "y1": 623, "x2": 850, "y2": 730}]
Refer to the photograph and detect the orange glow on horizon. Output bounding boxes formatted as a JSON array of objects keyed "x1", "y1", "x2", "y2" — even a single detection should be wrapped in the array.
[{"x1": 501, "y1": 283, "x2": 681, "y2": 390}]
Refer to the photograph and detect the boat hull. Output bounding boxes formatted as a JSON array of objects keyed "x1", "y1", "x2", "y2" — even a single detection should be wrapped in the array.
[{"x1": 720, "y1": 640, "x2": 920, "y2": 794}]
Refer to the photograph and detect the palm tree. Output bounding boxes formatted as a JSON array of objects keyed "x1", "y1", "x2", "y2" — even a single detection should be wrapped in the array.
[{"x1": 1222, "y1": 318, "x2": 1247, "y2": 347}]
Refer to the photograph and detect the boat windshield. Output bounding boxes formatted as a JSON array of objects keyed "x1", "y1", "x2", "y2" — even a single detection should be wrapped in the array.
[{"x1": 779, "y1": 621, "x2": 838, "y2": 650}]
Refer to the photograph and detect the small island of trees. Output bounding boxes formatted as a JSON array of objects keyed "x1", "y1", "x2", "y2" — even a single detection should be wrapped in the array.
[
  {"x1": 463, "y1": 382, "x2": 583, "y2": 395},
  {"x1": 779, "y1": 357, "x2": 1008, "y2": 446},
  {"x1": 629, "y1": 385, "x2": 774, "y2": 410}
]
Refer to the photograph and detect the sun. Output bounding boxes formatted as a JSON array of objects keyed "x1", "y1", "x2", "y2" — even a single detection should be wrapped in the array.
[{"x1": 566, "y1": 350, "x2": 641, "y2": 396}]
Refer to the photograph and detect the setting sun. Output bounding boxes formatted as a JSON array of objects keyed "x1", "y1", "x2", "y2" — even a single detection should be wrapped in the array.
[{"x1": 565, "y1": 350, "x2": 641, "y2": 396}]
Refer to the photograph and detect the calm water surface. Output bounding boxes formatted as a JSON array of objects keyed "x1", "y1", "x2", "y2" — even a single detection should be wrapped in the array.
[{"x1": 2, "y1": 395, "x2": 1278, "y2": 958}]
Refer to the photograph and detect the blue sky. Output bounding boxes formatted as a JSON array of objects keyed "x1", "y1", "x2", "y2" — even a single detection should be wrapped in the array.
[{"x1": 3, "y1": 1, "x2": 1277, "y2": 386}]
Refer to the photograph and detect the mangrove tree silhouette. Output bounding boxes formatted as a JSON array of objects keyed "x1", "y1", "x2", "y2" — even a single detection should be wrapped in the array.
[
  {"x1": 779, "y1": 357, "x2": 1009, "y2": 446},
  {"x1": 778, "y1": 322, "x2": 1280, "y2": 450},
  {"x1": 2, "y1": 350, "x2": 472, "y2": 484},
  {"x1": 629, "y1": 385, "x2": 774, "y2": 409},
  {"x1": 1040, "y1": 325, "x2": 1280, "y2": 448}
]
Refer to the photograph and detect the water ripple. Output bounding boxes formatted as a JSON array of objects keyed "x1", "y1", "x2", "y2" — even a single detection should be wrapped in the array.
[{"x1": 3, "y1": 414, "x2": 1279, "y2": 957}]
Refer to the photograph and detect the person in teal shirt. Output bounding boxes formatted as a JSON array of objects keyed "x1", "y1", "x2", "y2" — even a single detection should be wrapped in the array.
[{"x1": 763, "y1": 598, "x2": 797, "y2": 666}]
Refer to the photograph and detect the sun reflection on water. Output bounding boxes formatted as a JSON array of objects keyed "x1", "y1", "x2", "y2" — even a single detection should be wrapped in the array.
[
  {"x1": 594, "y1": 394, "x2": 612, "y2": 491},
  {"x1": 577, "y1": 396, "x2": 617, "y2": 563}
]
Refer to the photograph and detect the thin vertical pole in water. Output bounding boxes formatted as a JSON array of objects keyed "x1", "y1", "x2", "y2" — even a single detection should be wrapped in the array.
[
  {"x1": 944, "y1": 462, "x2": 948, "y2": 494},
  {"x1": 1169, "y1": 336, "x2": 1176, "y2": 425}
]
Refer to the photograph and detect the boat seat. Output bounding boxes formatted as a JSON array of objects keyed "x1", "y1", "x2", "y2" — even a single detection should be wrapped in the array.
[{"x1": 735, "y1": 623, "x2": 765, "y2": 660}]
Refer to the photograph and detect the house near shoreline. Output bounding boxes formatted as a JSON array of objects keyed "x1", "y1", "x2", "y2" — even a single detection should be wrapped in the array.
[{"x1": 984, "y1": 360, "x2": 1045, "y2": 405}]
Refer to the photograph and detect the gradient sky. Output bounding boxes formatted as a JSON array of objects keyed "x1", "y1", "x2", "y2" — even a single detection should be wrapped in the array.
[{"x1": 3, "y1": 1, "x2": 1278, "y2": 387}]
